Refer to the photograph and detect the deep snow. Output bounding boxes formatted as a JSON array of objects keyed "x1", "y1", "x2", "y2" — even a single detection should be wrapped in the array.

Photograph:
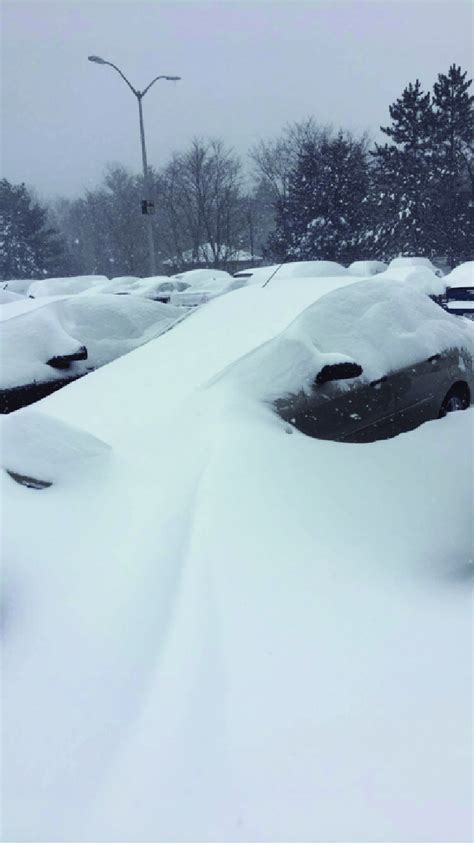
[{"x1": 1, "y1": 271, "x2": 473, "y2": 842}]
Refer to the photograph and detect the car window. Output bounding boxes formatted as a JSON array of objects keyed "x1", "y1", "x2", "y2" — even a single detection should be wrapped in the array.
[{"x1": 447, "y1": 287, "x2": 474, "y2": 301}]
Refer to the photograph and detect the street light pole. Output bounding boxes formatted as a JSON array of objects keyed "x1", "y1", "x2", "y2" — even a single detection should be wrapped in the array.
[
  {"x1": 88, "y1": 55, "x2": 180, "y2": 276},
  {"x1": 137, "y1": 94, "x2": 156, "y2": 274}
]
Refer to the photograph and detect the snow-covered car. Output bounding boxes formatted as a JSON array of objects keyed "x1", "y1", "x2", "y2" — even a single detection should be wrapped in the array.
[
  {"x1": 91, "y1": 276, "x2": 191, "y2": 303},
  {"x1": 375, "y1": 264, "x2": 446, "y2": 298},
  {"x1": 443, "y1": 286, "x2": 474, "y2": 320},
  {"x1": 169, "y1": 269, "x2": 234, "y2": 306},
  {"x1": 273, "y1": 260, "x2": 348, "y2": 279},
  {"x1": 227, "y1": 262, "x2": 352, "y2": 293},
  {"x1": 439, "y1": 262, "x2": 474, "y2": 319},
  {"x1": 216, "y1": 279, "x2": 473, "y2": 443},
  {"x1": 148, "y1": 280, "x2": 191, "y2": 303},
  {"x1": 347, "y1": 260, "x2": 388, "y2": 276},
  {"x1": 228, "y1": 265, "x2": 280, "y2": 288},
  {"x1": 0, "y1": 294, "x2": 183, "y2": 412},
  {"x1": 388, "y1": 256, "x2": 444, "y2": 278},
  {"x1": 26, "y1": 275, "x2": 108, "y2": 297}
]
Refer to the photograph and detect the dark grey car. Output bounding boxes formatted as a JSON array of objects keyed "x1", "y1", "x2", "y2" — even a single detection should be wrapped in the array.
[{"x1": 274, "y1": 347, "x2": 473, "y2": 443}]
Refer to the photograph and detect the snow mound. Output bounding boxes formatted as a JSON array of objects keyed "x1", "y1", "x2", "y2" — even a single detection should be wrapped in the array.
[
  {"x1": 27, "y1": 275, "x2": 108, "y2": 297},
  {"x1": 211, "y1": 279, "x2": 473, "y2": 401},
  {"x1": 0, "y1": 294, "x2": 183, "y2": 389},
  {"x1": 444, "y1": 261, "x2": 474, "y2": 287},
  {"x1": 1, "y1": 409, "x2": 110, "y2": 483},
  {"x1": 348, "y1": 260, "x2": 388, "y2": 276}
]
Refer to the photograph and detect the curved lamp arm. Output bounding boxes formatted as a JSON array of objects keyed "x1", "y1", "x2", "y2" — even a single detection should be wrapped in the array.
[
  {"x1": 88, "y1": 56, "x2": 180, "y2": 99},
  {"x1": 88, "y1": 55, "x2": 138, "y2": 96},
  {"x1": 141, "y1": 74, "x2": 181, "y2": 98}
]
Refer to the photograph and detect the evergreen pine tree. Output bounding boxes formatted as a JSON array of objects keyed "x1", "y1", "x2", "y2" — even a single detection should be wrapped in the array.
[
  {"x1": 268, "y1": 132, "x2": 369, "y2": 263},
  {"x1": 367, "y1": 80, "x2": 436, "y2": 259},
  {"x1": 432, "y1": 64, "x2": 473, "y2": 265},
  {"x1": 0, "y1": 179, "x2": 71, "y2": 280}
]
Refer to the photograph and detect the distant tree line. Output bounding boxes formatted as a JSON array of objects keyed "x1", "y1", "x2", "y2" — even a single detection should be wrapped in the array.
[{"x1": 1, "y1": 64, "x2": 472, "y2": 280}]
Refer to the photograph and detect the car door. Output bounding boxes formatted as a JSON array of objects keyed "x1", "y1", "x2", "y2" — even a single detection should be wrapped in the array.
[
  {"x1": 277, "y1": 374, "x2": 393, "y2": 443},
  {"x1": 388, "y1": 352, "x2": 449, "y2": 434},
  {"x1": 334, "y1": 374, "x2": 394, "y2": 442}
]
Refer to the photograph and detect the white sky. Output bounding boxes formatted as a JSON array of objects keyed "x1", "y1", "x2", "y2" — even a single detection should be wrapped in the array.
[{"x1": 2, "y1": 0, "x2": 473, "y2": 199}]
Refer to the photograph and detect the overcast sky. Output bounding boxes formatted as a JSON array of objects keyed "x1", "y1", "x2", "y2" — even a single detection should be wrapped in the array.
[{"x1": 2, "y1": 0, "x2": 472, "y2": 200}]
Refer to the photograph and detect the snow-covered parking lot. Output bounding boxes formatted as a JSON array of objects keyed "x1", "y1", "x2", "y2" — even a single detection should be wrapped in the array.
[{"x1": 1, "y1": 269, "x2": 473, "y2": 841}]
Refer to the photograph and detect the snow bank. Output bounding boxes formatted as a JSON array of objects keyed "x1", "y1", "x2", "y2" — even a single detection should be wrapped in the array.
[
  {"x1": 1, "y1": 384, "x2": 472, "y2": 841},
  {"x1": 27, "y1": 275, "x2": 107, "y2": 297},
  {"x1": 210, "y1": 279, "x2": 473, "y2": 401},
  {"x1": 0, "y1": 294, "x2": 183, "y2": 389},
  {"x1": 348, "y1": 259, "x2": 387, "y2": 276},
  {"x1": 444, "y1": 261, "x2": 474, "y2": 288}
]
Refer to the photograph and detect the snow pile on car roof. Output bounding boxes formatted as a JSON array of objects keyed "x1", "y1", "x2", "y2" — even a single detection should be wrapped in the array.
[
  {"x1": 91, "y1": 276, "x2": 188, "y2": 298},
  {"x1": 388, "y1": 256, "x2": 441, "y2": 273},
  {"x1": 348, "y1": 260, "x2": 387, "y2": 276},
  {"x1": 171, "y1": 268, "x2": 233, "y2": 286},
  {"x1": 376, "y1": 265, "x2": 446, "y2": 295},
  {"x1": 273, "y1": 260, "x2": 347, "y2": 278},
  {"x1": 444, "y1": 261, "x2": 474, "y2": 287},
  {"x1": 27, "y1": 275, "x2": 108, "y2": 297},
  {"x1": 0, "y1": 294, "x2": 183, "y2": 389},
  {"x1": 212, "y1": 279, "x2": 473, "y2": 401}
]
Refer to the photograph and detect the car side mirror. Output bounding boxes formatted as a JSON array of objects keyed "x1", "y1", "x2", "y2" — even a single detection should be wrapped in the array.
[
  {"x1": 315, "y1": 362, "x2": 363, "y2": 386},
  {"x1": 46, "y1": 345, "x2": 88, "y2": 370}
]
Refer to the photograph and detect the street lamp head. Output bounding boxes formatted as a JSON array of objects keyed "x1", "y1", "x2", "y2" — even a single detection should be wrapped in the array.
[
  {"x1": 88, "y1": 55, "x2": 107, "y2": 64},
  {"x1": 165, "y1": 76, "x2": 181, "y2": 81}
]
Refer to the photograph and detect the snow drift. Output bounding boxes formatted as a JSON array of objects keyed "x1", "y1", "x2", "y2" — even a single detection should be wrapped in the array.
[{"x1": 1, "y1": 269, "x2": 472, "y2": 843}]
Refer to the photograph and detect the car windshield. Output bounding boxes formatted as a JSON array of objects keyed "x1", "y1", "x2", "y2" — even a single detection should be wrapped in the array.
[{"x1": 447, "y1": 287, "x2": 474, "y2": 301}]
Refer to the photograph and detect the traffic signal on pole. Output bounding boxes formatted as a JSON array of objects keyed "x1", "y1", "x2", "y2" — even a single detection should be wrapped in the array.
[{"x1": 141, "y1": 200, "x2": 155, "y2": 215}]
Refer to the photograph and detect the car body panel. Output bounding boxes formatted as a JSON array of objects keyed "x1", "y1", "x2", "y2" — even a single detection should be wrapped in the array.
[{"x1": 275, "y1": 346, "x2": 473, "y2": 443}]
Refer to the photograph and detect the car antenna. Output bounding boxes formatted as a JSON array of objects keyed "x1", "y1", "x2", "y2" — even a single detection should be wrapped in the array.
[{"x1": 262, "y1": 253, "x2": 291, "y2": 288}]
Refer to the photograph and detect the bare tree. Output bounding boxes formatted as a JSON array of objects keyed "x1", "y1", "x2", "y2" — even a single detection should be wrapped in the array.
[
  {"x1": 249, "y1": 117, "x2": 328, "y2": 205},
  {"x1": 160, "y1": 138, "x2": 246, "y2": 269}
]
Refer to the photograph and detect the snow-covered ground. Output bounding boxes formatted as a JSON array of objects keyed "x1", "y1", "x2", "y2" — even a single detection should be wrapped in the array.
[{"x1": 1, "y1": 269, "x2": 473, "y2": 842}]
